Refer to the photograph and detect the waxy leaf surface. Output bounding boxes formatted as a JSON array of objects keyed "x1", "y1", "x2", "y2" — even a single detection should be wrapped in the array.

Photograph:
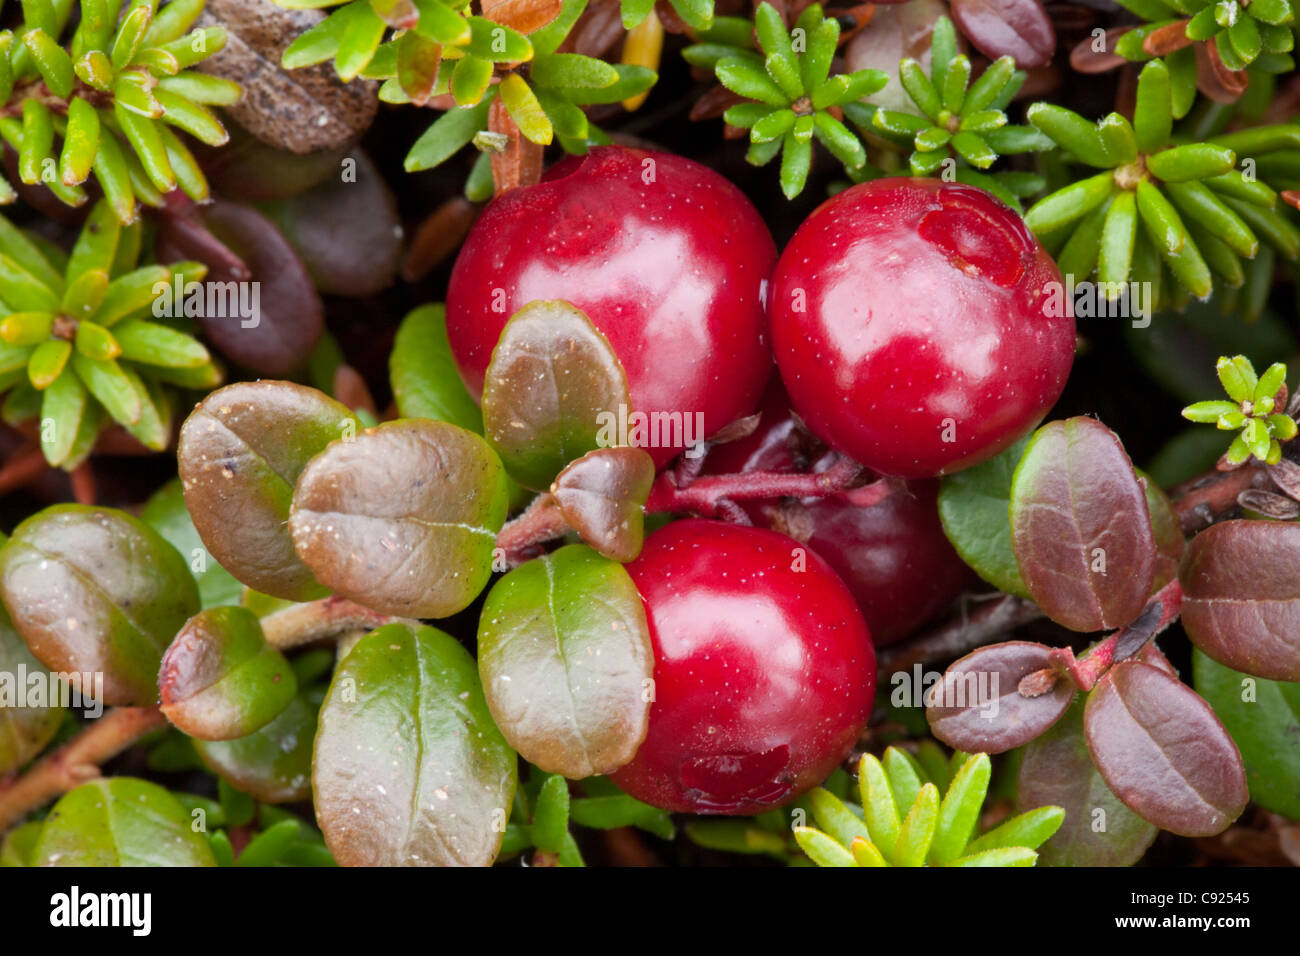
[
  {"x1": 1180, "y1": 519, "x2": 1300, "y2": 681},
  {"x1": 33, "y1": 777, "x2": 216, "y2": 866},
  {"x1": 0, "y1": 506, "x2": 198, "y2": 706},
  {"x1": 289, "y1": 419, "x2": 509, "y2": 618},
  {"x1": 1018, "y1": 698, "x2": 1157, "y2": 867},
  {"x1": 481, "y1": 300, "x2": 631, "y2": 491},
  {"x1": 1010, "y1": 417, "x2": 1155, "y2": 632},
  {"x1": 314, "y1": 624, "x2": 516, "y2": 866},
  {"x1": 478, "y1": 544, "x2": 653, "y2": 778},
  {"x1": 159, "y1": 606, "x2": 296, "y2": 740},
  {"x1": 927, "y1": 641, "x2": 1074, "y2": 753},
  {"x1": 179, "y1": 381, "x2": 357, "y2": 602},
  {"x1": 1084, "y1": 660, "x2": 1248, "y2": 837}
]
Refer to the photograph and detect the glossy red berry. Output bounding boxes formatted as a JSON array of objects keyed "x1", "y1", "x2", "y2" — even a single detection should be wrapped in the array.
[
  {"x1": 770, "y1": 178, "x2": 1074, "y2": 479},
  {"x1": 446, "y1": 145, "x2": 777, "y2": 466},
  {"x1": 708, "y1": 379, "x2": 974, "y2": 646},
  {"x1": 612, "y1": 519, "x2": 875, "y2": 814}
]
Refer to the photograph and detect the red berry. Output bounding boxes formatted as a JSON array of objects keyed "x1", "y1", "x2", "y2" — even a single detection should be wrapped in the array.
[
  {"x1": 446, "y1": 145, "x2": 777, "y2": 466},
  {"x1": 770, "y1": 178, "x2": 1074, "y2": 479},
  {"x1": 708, "y1": 379, "x2": 973, "y2": 646},
  {"x1": 612, "y1": 519, "x2": 875, "y2": 814}
]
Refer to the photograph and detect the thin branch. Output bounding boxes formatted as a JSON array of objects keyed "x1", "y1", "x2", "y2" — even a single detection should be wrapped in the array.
[
  {"x1": 495, "y1": 461, "x2": 886, "y2": 564},
  {"x1": 1170, "y1": 461, "x2": 1270, "y2": 535},
  {"x1": 260, "y1": 596, "x2": 404, "y2": 651},
  {"x1": 0, "y1": 707, "x2": 169, "y2": 833},
  {"x1": 877, "y1": 593, "x2": 1045, "y2": 674}
]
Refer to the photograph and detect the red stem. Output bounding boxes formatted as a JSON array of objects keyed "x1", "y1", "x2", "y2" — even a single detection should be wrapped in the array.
[
  {"x1": 495, "y1": 460, "x2": 888, "y2": 563},
  {"x1": 1046, "y1": 578, "x2": 1185, "y2": 691},
  {"x1": 643, "y1": 458, "x2": 882, "y2": 516}
]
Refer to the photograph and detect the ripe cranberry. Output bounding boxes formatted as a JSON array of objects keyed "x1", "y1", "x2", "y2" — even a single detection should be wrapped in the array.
[
  {"x1": 708, "y1": 379, "x2": 974, "y2": 646},
  {"x1": 446, "y1": 145, "x2": 777, "y2": 466},
  {"x1": 612, "y1": 519, "x2": 875, "y2": 814},
  {"x1": 769, "y1": 178, "x2": 1074, "y2": 479}
]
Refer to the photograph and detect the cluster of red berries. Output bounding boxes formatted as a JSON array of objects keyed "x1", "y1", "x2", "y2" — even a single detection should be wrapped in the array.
[{"x1": 447, "y1": 145, "x2": 1075, "y2": 814}]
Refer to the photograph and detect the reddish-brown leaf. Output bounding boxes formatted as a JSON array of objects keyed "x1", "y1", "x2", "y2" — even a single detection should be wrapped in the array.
[
  {"x1": 552, "y1": 446, "x2": 657, "y2": 562},
  {"x1": 1142, "y1": 19, "x2": 1193, "y2": 57},
  {"x1": 1069, "y1": 28, "x2": 1132, "y2": 74},
  {"x1": 950, "y1": 0, "x2": 1056, "y2": 69},
  {"x1": 1010, "y1": 418, "x2": 1156, "y2": 633},
  {"x1": 481, "y1": 0, "x2": 563, "y2": 33},
  {"x1": 1084, "y1": 661, "x2": 1248, "y2": 837},
  {"x1": 926, "y1": 641, "x2": 1075, "y2": 753},
  {"x1": 1180, "y1": 519, "x2": 1300, "y2": 681},
  {"x1": 401, "y1": 196, "x2": 480, "y2": 283}
]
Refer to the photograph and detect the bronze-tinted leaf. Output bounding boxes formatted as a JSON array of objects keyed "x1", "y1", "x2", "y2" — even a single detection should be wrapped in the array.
[
  {"x1": 1069, "y1": 29, "x2": 1132, "y2": 74},
  {"x1": 261, "y1": 149, "x2": 402, "y2": 298},
  {"x1": 552, "y1": 447, "x2": 656, "y2": 563},
  {"x1": 1142, "y1": 20, "x2": 1194, "y2": 57},
  {"x1": 1141, "y1": 472, "x2": 1184, "y2": 592},
  {"x1": 1018, "y1": 698, "x2": 1157, "y2": 867},
  {"x1": 482, "y1": 300, "x2": 632, "y2": 491},
  {"x1": 289, "y1": 420, "x2": 510, "y2": 618},
  {"x1": 481, "y1": 0, "x2": 563, "y2": 34},
  {"x1": 159, "y1": 606, "x2": 297, "y2": 741},
  {"x1": 1010, "y1": 417, "x2": 1155, "y2": 632},
  {"x1": 178, "y1": 382, "x2": 358, "y2": 602},
  {"x1": 845, "y1": 0, "x2": 951, "y2": 114},
  {"x1": 314, "y1": 623, "x2": 516, "y2": 866},
  {"x1": 1180, "y1": 519, "x2": 1300, "y2": 681},
  {"x1": 159, "y1": 201, "x2": 324, "y2": 377},
  {"x1": 203, "y1": 127, "x2": 351, "y2": 203},
  {"x1": 1084, "y1": 660, "x2": 1248, "y2": 837},
  {"x1": 0, "y1": 506, "x2": 199, "y2": 706},
  {"x1": 950, "y1": 0, "x2": 1056, "y2": 69},
  {"x1": 478, "y1": 544, "x2": 653, "y2": 778},
  {"x1": 196, "y1": 0, "x2": 377, "y2": 153},
  {"x1": 926, "y1": 641, "x2": 1075, "y2": 753}
]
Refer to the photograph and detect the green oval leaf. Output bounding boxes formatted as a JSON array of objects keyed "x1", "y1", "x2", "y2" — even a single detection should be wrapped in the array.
[
  {"x1": 0, "y1": 505, "x2": 199, "y2": 705},
  {"x1": 1181, "y1": 519, "x2": 1300, "y2": 682},
  {"x1": 314, "y1": 623, "x2": 517, "y2": 866},
  {"x1": 140, "y1": 479, "x2": 243, "y2": 610},
  {"x1": 159, "y1": 607, "x2": 297, "y2": 741},
  {"x1": 1010, "y1": 417, "x2": 1155, "y2": 632},
  {"x1": 0, "y1": 605, "x2": 64, "y2": 774},
  {"x1": 478, "y1": 544, "x2": 653, "y2": 778},
  {"x1": 194, "y1": 691, "x2": 318, "y2": 804},
  {"x1": 33, "y1": 777, "x2": 217, "y2": 866},
  {"x1": 481, "y1": 300, "x2": 632, "y2": 491},
  {"x1": 290, "y1": 419, "x2": 509, "y2": 618},
  {"x1": 937, "y1": 435, "x2": 1030, "y2": 596},
  {"x1": 390, "y1": 303, "x2": 483, "y2": 432},
  {"x1": 178, "y1": 382, "x2": 359, "y2": 602},
  {"x1": 1, "y1": 821, "x2": 43, "y2": 867},
  {"x1": 1193, "y1": 649, "x2": 1300, "y2": 820}
]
